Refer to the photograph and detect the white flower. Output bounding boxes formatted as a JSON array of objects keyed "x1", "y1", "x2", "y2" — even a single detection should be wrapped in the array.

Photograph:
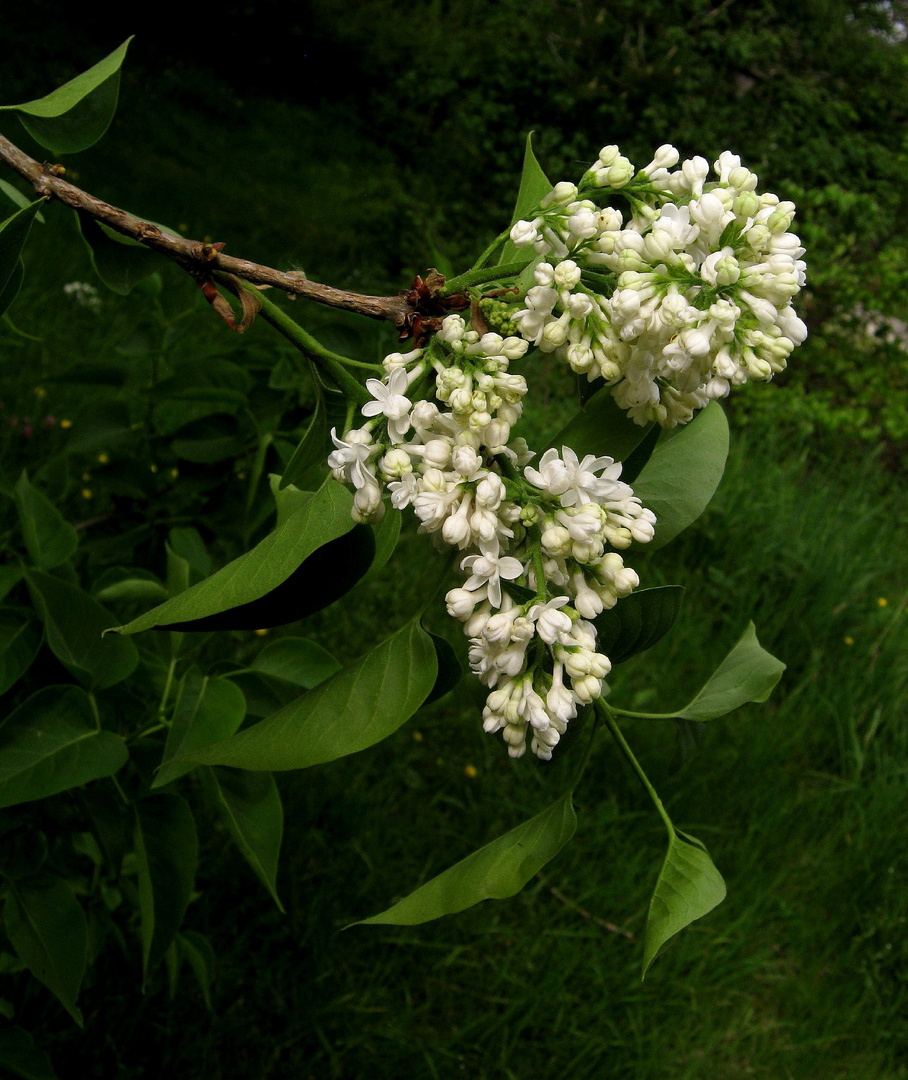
[
  {"x1": 528, "y1": 596, "x2": 573, "y2": 644},
  {"x1": 525, "y1": 447, "x2": 625, "y2": 507},
  {"x1": 327, "y1": 427, "x2": 375, "y2": 489},
  {"x1": 461, "y1": 542, "x2": 524, "y2": 607},
  {"x1": 361, "y1": 367, "x2": 413, "y2": 442}
]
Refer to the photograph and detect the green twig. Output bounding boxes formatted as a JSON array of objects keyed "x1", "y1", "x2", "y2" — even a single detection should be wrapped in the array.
[
  {"x1": 244, "y1": 286, "x2": 371, "y2": 404},
  {"x1": 157, "y1": 656, "x2": 177, "y2": 723},
  {"x1": 439, "y1": 261, "x2": 531, "y2": 296},
  {"x1": 597, "y1": 699, "x2": 674, "y2": 839},
  {"x1": 569, "y1": 707, "x2": 601, "y2": 791},
  {"x1": 469, "y1": 226, "x2": 513, "y2": 272},
  {"x1": 88, "y1": 691, "x2": 102, "y2": 732}
]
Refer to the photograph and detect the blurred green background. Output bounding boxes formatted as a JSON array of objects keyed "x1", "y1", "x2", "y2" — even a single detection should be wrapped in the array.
[{"x1": 1, "y1": 3, "x2": 907, "y2": 1077}]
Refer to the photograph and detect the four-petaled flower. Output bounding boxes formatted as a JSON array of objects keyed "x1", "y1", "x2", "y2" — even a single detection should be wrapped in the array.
[
  {"x1": 461, "y1": 543, "x2": 524, "y2": 607},
  {"x1": 524, "y1": 446, "x2": 625, "y2": 507},
  {"x1": 361, "y1": 367, "x2": 413, "y2": 442}
]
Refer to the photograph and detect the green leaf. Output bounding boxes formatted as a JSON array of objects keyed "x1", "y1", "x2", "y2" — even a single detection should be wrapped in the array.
[
  {"x1": 0, "y1": 257, "x2": 24, "y2": 318},
  {"x1": 0, "y1": 179, "x2": 45, "y2": 221},
  {"x1": 200, "y1": 767, "x2": 284, "y2": 911},
  {"x1": 164, "y1": 940, "x2": 180, "y2": 1001},
  {"x1": 174, "y1": 617, "x2": 437, "y2": 771},
  {"x1": 633, "y1": 403, "x2": 729, "y2": 550},
  {"x1": 279, "y1": 392, "x2": 327, "y2": 490},
  {"x1": 0, "y1": 611, "x2": 42, "y2": 694},
  {"x1": 170, "y1": 416, "x2": 245, "y2": 464},
  {"x1": 15, "y1": 472, "x2": 78, "y2": 569},
  {"x1": 0, "y1": 686, "x2": 128, "y2": 810},
  {"x1": 595, "y1": 587, "x2": 684, "y2": 666},
  {"x1": 112, "y1": 480, "x2": 356, "y2": 634},
  {"x1": 367, "y1": 508, "x2": 401, "y2": 577},
  {"x1": 78, "y1": 781, "x2": 127, "y2": 876},
  {"x1": 25, "y1": 570, "x2": 138, "y2": 689},
  {"x1": 155, "y1": 670, "x2": 246, "y2": 786},
  {"x1": 1, "y1": 39, "x2": 133, "y2": 154},
  {"x1": 164, "y1": 526, "x2": 375, "y2": 632},
  {"x1": 4, "y1": 876, "x2": 87, "y2": 1025},
  {"x1": 133, "y1": 793, "x2": 199, "y2": 984},
  {"x1": 248, "y1": 637, "x2": 341, "y2": 688},
  {"x1": 0, "y1": 1025, "x2": 57, "y2": 1079},
  {"x1": 0, "y1": 201, "x2": 43, "y2": 299},
  {"x1": 423, "y1": 630, "x2": 463, "y2": 705},
  {"x1": 498, "y1": 133, "x2": 553, "y2": 266},
  {"x1": 0, "y1": 566, "x2": 23, "y2": 601},
  {"x1": 669, "y1": 623, "x2": 785, "y2": 722},
  {"x1": 619, "y1": 420, "x2": 662, "y2": 485},
  {"x1": 167, "y1": 527, "x2": 212, "y2": 583},
  {"x1": 545, "y1": 387, "x2": 654, "y2": 463},
  {"x1": 93, "y1": 576, "x2": 169, "y2": 606},
  {"x1": 358, "y1": 793, "x2": 576, "y2": 926},
  {"x1": 642, "y1": 830, "x2": 726, "y2": 976},
  {"x1": 75, "y1": 211, "x2": 161, "y2": 295},
  {"x1": 176, "y1": 930, "x2": 216, "y2": 1011}
]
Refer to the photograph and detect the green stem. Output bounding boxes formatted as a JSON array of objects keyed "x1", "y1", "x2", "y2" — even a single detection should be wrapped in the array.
[
  {"x1": 157, "y1": 656, "x2": 177, "y2": 723},
  {"x1": 608, "y1": 706, "x2": 680, "y2": 721},
  {"x1": 88, "y1": 691, "x2": 102, "y2": 732},
  {"x1": 131, "y1": 721, "x2": 168, "y2": 742},
  {"x1": 248, "y1": 287, "x2": 371, "y2": 404},
  {"x1": 597, "y1": 699, "x2": 674, "y2": 839},
  {"x1": 531, "y1": 540, "x2": 547, "y2": 600},
  {"x1": 569, "y1": 707, "x2": 601, "y2": 791},
  {"x1": 243, "y1": 430, "x2": 273, "y2": 545},
  {"x1": 439, "y1": 261, "x2": 530, "y2": 297},
  {"x1": 469, "y1": 225, "x2": 513, "y2": 272}
]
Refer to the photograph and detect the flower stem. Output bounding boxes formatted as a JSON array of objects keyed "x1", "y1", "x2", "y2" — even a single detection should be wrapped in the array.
[
  {"x1": 469, "y1": 226, "x2": 513, "y2": 272},
  {"x1": 439, "y1": 261, "x2": 531, "y2": 297},
  {"x1": 247, "y1": 287, "x2": 371, "y2": 404},
  {"x1": 569, "y1": 707, "x2": 601, "y2": 791},
  {"x1": 597, "y1": 699, "x2": 674, "y2": 839}
]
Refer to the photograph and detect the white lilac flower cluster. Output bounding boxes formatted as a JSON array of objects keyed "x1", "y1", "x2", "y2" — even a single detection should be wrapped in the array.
[
  {"x1": 328, "y1": 315, "x2": 655, "y2": 761},
  {"x1": 508, "y1": 146, "x2": 808, "y2": 426}
]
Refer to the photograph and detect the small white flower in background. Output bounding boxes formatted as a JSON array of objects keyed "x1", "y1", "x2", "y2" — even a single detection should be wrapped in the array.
[{"x1": 63, "y1": 281, "x2": 101, "y2": 313}]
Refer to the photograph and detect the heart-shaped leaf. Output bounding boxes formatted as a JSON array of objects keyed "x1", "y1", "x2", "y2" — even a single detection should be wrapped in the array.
[
  {"x1": 112, "y1": 479, "x2": 356, "y2": 634},
  {"x1": 0, "y1": 686, "x2": 128, "y2": 810},
  {"x1": 133, "y1": 793, "x2": 198, "y2": 985},
  {"x1": 4, "y1": 876, "x2": 87, "y2": 1025},
  {"x1": 595, "y1": 587, "x2": 684, "y2": 665},
  {"x1": 75, "y1": 211, "x2": 162, "y2": 295},
  {"x1": 545, "y1": 387, "x2": 654, "y2": 463},
  {"x1": 633, "y1": 403, "x2": 729, "y2": 550},
  {"x1": 358, "y1": 792, "x2": 576, "y2": 925},
  {"x1": 0, "y1": 610, "x2": 42, "y2": 695},
  {"x1": 15, "y1": 471, "x2": 78, "y2": 570},
  {"x1": 247, "y1": 637, "x2": 341, "y2": 688},
  {"x1": 634, "y1": 623, "x2": 785, "y2": 721},
  {"x1": 170, "y1": 616, "x2": 437, "y2": 771},
  {"x1": 0, "y1": 1025, "x2": 57, "y2": 1079},
  {"x1": 155, "y1": 669, "x2": 246, "y2": 786},
  {"x1": 200, "y1": 767, "x2": 284, "y2": 911},
  {"x1": 0, "y1": 201, "x2": 43, "y2": 299},
  {"x1": 25, "y1": 570, "x2": 138, "y2": 689},
  {"x1": 498, "y1": 133, "x2": 552, "y2": 266},
  {"x1": 1, "y1": 39, "x2": 132, "y2": 154},
  {"x1": 642, "y1": 830, "x2": 726, "y2": 976},
  {"x1": 279, "y1": 391, "x2": 327, "y2": 490}
]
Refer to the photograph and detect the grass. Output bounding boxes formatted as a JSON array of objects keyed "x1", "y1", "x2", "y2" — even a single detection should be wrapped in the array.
[{"x1": 2, "y1": 60, "x2": 908, "y2": 1080}]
